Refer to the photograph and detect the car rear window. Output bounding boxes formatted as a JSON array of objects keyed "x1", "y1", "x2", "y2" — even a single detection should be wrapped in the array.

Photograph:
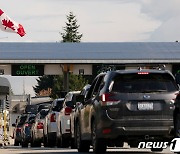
[
  {"x1": 18, "y1": 115, "x2": 28, "y2": 125},
  {"x1": 40, "y1": 110, "x2": 49, "y2": 119},
  {"x1": 25, "y1": 105, "x2": 38, "y2": 114},
  {"x1": 110, "y1": 73, "x2": 178, "y2": 93},
  {"x1": 28, "y1": 116, "x2": 36, "y2": 122},
  {"x1": 52, "y1": 100, "x2": 64, "y2": 111}
]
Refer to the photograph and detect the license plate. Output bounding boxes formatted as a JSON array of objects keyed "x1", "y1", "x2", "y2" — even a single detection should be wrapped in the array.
[{"x1": 138, "y1": 102, "x2": 153, "y2": 110}]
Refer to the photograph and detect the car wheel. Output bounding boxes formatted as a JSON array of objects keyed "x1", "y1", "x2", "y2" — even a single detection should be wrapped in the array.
[
  {"x1": 14, "y1": 140, "x2": 19, "y2": 146},
  {"x1": 92, "y1": 121, "x2": 107, "y2": 153},
  {"x1": 21, "y1": 141, "x2": 28, "y2": 148},
  {"x1": 174, "y1": 111, "x2": 180, "y2": 137},
  {"x1": 60, "y1": 128, "x2": 69, "y2": 148},
  {"x1": 30, "y1": 134, "x2": 36, "y2": 147},
  {"x1": 43, "y1": 134, "x2": 48, "y2": 147},
  {"x1": 76, "y1": 122, "x2": 90, "y2": 152},
  {"x1": 70, "y1": 138, "x2": 76, "y2": 149},
  {"x1": 35, "y1": 141, "x2": 41, "y2": 147},
  {"x1": 56, "y1": 137, "x2": 61, "y2": 148},
  {"x1": 47, "y1": 133, "x2": 56, "y2": 147}
]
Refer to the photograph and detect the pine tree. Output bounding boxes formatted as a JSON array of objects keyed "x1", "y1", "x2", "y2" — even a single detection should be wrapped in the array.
[
  {"x1": 34, "y1": 12, "x2": 86, "y2": 98},
  {"x1": 61, "y1": 12, "x2": 83, "y2": 42},
  {"x1": 33, "y1": 75, "x2": 54, "y2": 96}
]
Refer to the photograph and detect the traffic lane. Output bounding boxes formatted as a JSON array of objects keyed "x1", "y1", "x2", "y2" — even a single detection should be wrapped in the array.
[{"x1": 0, "y1": 146, "x2": 172, "y2": 154}]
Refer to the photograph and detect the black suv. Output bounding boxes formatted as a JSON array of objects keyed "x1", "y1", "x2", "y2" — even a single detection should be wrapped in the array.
[{"x1": 75, "y1": 69, "x2": 179, "y2": 153}]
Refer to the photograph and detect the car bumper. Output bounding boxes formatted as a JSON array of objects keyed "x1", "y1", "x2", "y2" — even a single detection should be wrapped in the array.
[
  {"x1": 36, "y1": 129, "x2": 44, "y2": 140},
  {"x1": 96, "y1": 112, "x2": 174, "y2": 140}
]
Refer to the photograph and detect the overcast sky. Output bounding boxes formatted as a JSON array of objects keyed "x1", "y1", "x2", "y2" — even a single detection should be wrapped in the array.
[{"x1": 1, "y1": 0, "x2": 180, "y2": 96}]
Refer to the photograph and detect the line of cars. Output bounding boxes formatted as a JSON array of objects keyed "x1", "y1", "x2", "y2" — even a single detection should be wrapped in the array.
[{"x1": 12, "y1": 68, "x2": 180, "y2": 153}]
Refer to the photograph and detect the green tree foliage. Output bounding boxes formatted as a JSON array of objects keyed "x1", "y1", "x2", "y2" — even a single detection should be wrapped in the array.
[
  {"x1": 51, "y1": 74, "x2": 88, "y2": 98},
  {"x1": 33, "y1": 12, "x2": 86, "y2": 98},
  {"x1": 61, "y1": 12, "x2": 83, "y2": 42},
  {"x1": 69, "y1": 74, "x2": 88, "y2": 91},
  {"x1": 33, "y1": 75, "x2": 54, "y2": 96}
]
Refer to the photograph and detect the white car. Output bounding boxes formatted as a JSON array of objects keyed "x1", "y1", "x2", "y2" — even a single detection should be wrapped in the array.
[
  {"x1": 31, "y1": 109, "x2": 49, "y2": 147},
  {"x1": 56, "y1": 91, "x2": 80, "y2": 148},
  {"x1": 43, "y1": 98, "x2": 64, "y2": 147}
]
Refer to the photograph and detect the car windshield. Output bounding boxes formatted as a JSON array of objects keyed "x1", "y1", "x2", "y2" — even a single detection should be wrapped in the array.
[{"x1": 111, "y1": 73, "x2": 178, "y2": 93}]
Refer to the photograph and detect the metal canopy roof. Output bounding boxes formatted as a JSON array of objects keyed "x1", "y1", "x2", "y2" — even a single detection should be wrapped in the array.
[{"x1": 0, "y1": 42, "x2": 180, "y2": 64}]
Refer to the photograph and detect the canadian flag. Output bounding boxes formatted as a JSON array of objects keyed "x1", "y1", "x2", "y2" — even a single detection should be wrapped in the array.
[{"x1": 0, "y1": 9, "x2": 25, "y2": 37}]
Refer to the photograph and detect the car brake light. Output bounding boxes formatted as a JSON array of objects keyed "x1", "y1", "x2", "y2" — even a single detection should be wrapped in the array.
[
  {"x1": 102, "y1": 128, "x2": 111, "y2": 134},
  {"x1": 37, "y1": 122, "x2": 43, "y2": 129},
  {"x1": 65, "y1": 107, "x2": 72, "y2": 115},
  {"x1": 50, "y1": 113, "x2": 56, "y2": 122},
  {"x1": 101, "y1": 93, "x2": 120, "y2": 106},
  {"x1": 24, "y1": 123, "x2": 29, "y2": 127},
  {"x1": 16, "y1": 127, "x2": 21, "y2": 132},
  {"x1": 138, "y1": 72, "x2": 149, "y2": 75}
]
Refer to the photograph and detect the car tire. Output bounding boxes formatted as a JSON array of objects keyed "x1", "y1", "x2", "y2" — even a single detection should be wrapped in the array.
[
  {"x1": 43, "y1": 135, "x2": 48, "y2": 147},
  {"x1": 70, "y1": 138, "x2": 76, "y2": 149},
  {"x1": 14, "y1": 140, "x2": 19, "y2": 146},
  {"x1": 76, "y1": 122, "x2": 90, "y2": 152},
  {"x1": 174, "y1": 110, "x2": 180, "y2": 137},
  {"x1": 92, "y1": 121, "x2": 107, "y2": 153},
  {"x1": 56, "y1": 137, "x2": 61, "y2": 148},
  {"x1": 30, "y1": 134, "x2": 36, "y2": 147},
  {"x1": 21, "y1": 141, "x2": 28, "y2": 148},
  {"x1": 47, "y1": 133, "x2": 56, "y2": 147},
  {"x1": 60, "y1": 132, "x2": 69, "y2": 148}
]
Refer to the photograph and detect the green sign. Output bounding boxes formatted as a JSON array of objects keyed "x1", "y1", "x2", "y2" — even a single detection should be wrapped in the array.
[{"x1": 12, "y1": 64, "x2": 44, "y2": 76}]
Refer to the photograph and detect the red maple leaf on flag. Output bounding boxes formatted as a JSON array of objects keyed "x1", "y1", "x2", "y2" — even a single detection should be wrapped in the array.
[
  {"x1": 17, "y1": 24, "x2": 26, "y2": 37},
  {"x1": 2, "y1": 19, "x2": 15, "y2": 30}
]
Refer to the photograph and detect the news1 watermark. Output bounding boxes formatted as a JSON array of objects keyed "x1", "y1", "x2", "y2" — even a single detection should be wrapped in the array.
[{"x1": 138, "y1": 138, "x2": 180, "y2": 152}]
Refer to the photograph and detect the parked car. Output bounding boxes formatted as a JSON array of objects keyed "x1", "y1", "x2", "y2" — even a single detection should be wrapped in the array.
[
  {"x1": 75, "y1": 69, "x2": 179, "y2": 153},
  {"x1": 173, "y1": 73, "x2": 180, "y2": 138},
  {"x1": 43, "y1": 98, "x2": 64, "y2": 147},
  {"x1": 21, "y1": 114, "x2": 36, "y2": 147},
  {"x1": 12, "y1": 114, "x2": 29, "y2": 146},
  {"x1": 37, "y1": 103, "x2": 51, "y2": 113},
  {"x1": 24, "y1": 104, "x2": 38, "y2": 114},
  {"x1": 56, "y1": 91, "x2": 80, "y2": 148},
  {"x1": 31, "y1": 109, "x2": 49, "y2": 147},
  {"x1": 70, "y1": 85, "x2": 91, "y2": 148}
]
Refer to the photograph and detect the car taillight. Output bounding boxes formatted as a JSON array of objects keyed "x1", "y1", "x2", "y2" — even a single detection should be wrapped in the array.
[
  {"x1": 101, "y1": 93, "x2": 120, "y2": 106},
  {"x1": 138, "y1": 72, "x2": 149, "y2": 75},
  {"x1": 16, "y1": 127, "x2": 21, "y2": 132},
  {"x1": 65, "y1": 107, "x2": 72, "y2": 115},
  {"x1": 37, "y1": 122, "x2": 43, "y2": 129},
  {"x1": 171, "y1": 92, "x2": 180, "y2": 104},
  {"x1": 24, "y1": 123, "x2": 29, "y2": 127},
  {"x1": 102, "y1": 128, "x2": 111, "y2": 134},
  {"x1": 50, "y1": 113, "x2": 56, "y2": 122}
]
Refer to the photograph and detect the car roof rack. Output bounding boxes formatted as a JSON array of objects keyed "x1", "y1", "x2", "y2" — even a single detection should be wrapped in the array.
[{"x1": 137, "y1": 64, "x2": 166, "y2": 71}]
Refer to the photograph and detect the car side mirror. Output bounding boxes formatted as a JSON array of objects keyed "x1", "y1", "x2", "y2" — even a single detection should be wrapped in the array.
[{"x1": 12, "y1": 123, "x2": 16, "y2": 127}]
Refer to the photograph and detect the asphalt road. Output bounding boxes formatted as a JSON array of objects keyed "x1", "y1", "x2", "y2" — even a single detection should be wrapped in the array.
[{"x1": 0, "y1": 146, "x2": 173, "y2": 154}]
